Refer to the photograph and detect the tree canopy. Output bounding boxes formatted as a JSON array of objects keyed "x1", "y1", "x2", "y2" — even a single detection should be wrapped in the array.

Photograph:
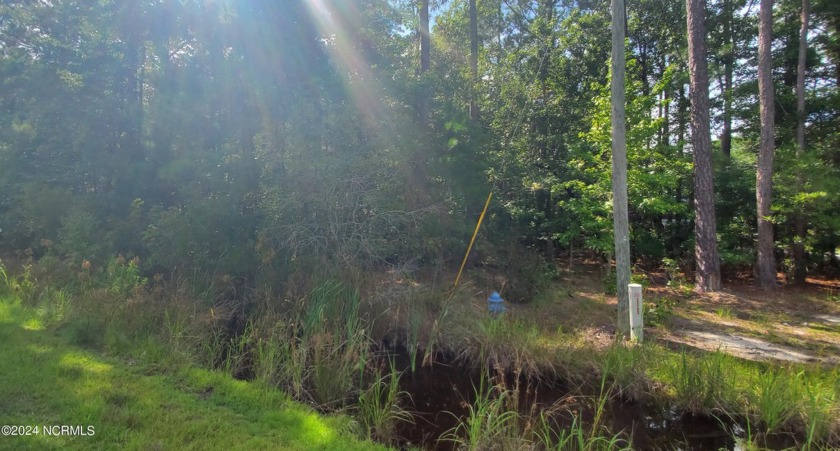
[{"x1": 1, "y1": 0, "x2": 838, "y2": 294}]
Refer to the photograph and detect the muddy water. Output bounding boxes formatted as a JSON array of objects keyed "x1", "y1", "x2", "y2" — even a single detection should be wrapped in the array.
[{"x1": 388, "y1": 350, "x2": 798, "y2": 450}]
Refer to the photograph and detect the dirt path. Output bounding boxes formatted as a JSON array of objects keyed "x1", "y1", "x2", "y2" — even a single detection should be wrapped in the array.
[{"x1": 651, "y1": 282, "x2": 840, "y2": 365}]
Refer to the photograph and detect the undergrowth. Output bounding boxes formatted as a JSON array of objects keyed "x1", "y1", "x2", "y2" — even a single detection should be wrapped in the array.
[{"x1": 2, "y1": 258, "x2": 840, "y2": 449}]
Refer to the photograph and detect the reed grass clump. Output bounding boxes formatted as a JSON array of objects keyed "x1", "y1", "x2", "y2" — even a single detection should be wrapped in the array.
[
  {"x1": 600, "y1": 342, "x2": 652, "y2": 401},
  {"x1": 356, "y1": 360, "x2": 412, "y2": 444},
  {"x1": 663, "y1": 350, "x2": 739, "y2": 414},
  {"x1": 748, "y1": 368, "x2": 801, "y2": 434},
  {"x1": 441, "y1": 379, "x2": 522, "y2": 451},
  {"x1": 443, "y1": 372, "x2": 632, "y2": 451}
]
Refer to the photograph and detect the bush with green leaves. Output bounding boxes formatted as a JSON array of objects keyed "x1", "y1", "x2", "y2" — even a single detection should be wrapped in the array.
[
  {"x1": 104, "y1": 256, "x2": 146, "y2": 298},
  {"x1": 142, "y1": 200, "x2": 259, "y2": 278},
  {"x1": 58, "y1": 210, "x2": 104, "y2": 263}
]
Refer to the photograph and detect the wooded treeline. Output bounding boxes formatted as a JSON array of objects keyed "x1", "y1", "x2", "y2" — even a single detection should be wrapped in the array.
[{"x1": 1, "y1": 0, "x2": 838, "y2": 294}]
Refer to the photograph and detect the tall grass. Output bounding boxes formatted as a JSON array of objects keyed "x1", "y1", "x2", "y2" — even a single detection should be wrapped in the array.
[
  {"x1": 0, "y1": 260, "x2": 9, "y2": 294},
  {"x1": 441, "y1": 377, "x2": 522, "y2": 451},
  {"x1": 305, "y1": 281, "x2": 371, "y2": 407},
  {"x1": 601, "y1": 343, "x2": 651, "y2": 401},
  {"x1": 801, "y1": 374, "x2": 838, "y2": 449},
  {"x1": 664, "y1": 350, "x2": 737, "y2": 413},
  {"x1": 6, "y1": 263, "x2": 38, "y2": 304},
  {"x1": 749, "y1": 369, "x2": 800, "y2": 434},
  {"x1": 356, "y1": 359, "x2": 412, "y2": 444},
  {"x1": 443, "y1": 371, "x2": 631, "y2": 451},
  {"x1": 422, "y1": 293, "x2": 453, "y2": 368},
  {"x1": 249, "y1": 280, "x2": 374, "y2": 408},
  {"x1": 459, "y1": 315, "x2": 546, "y2": 378},
  {"x1": 35, "y1": 285, "x2": 70, "y2": 327},
  {"x1": 532, "y1": 410, "x2": 631, "y2": 451},
  {"x1": 406, "y1": 312, "x2": 421, "y2": 372}
]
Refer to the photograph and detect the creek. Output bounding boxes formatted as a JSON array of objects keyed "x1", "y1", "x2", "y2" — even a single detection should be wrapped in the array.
[{"x1": 386, "y1": 349, "x2": 799, "y2": 450}]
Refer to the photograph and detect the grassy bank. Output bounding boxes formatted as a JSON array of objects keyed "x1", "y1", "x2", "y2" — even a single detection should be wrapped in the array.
[
  {"x1": 419, "y1": 270, "x2": 840, "y2": 449},
  {"x1": 0, "y1": 299, "x2": 384, "y2": 450},
  {"x1": 2, "y1": 256, "x2": 839, "y2": 449}
]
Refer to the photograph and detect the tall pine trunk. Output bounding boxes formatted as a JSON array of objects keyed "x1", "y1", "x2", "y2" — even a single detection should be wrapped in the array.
[
  {"x1": 757, "y1": 0, "x2": 777, "y2": 289},
  {"x1": 611, "y1": 0, "x2": 630, "y2": 336},
  {"x1": 686, "y1": 0, "x2": 721, "y2": 292},
  {"x1": 469, "y1": 0, "x2": 479, "y2": 120},
  {"x1": 418, "y1": 0, "x2": 430, "y2": 127},
  {"x1": 793, "y1": 0, "x2": 810, "y2": 284},
  {"x1": 721, "y1": 0, "x2": 734, "y2": 158}
]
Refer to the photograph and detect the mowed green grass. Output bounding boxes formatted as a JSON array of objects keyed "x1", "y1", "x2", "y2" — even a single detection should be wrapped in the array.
[{"x1": 0, "y1": 299, "x2": 385, "y2": 451}]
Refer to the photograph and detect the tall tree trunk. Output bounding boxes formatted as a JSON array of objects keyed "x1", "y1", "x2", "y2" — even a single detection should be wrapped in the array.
[
  {"x1": 611, "y1": 0, "x2": 630, "y2": 336},
  {"x1": 686, "y1": 0, "x2": 721, "y2": 292},
  {"x1": 418, "y1": 0, "x2": 431, "y2": 127},
  {"x1": 721, "y1": 0, "x2": 734, "y2": 158},
  {"x1": 678, "y1": 85, "x2": 687, "y2": 145},
  {"x1": 121, "y1": 18, "x2": 143, "y2": 161},
  {"x1": 639, "y1": 42, "x2": 649, "y2": 97},
  {"x1": 757, "y1": 0, "x2": 777, "y2": 289},
  {"x1": 793, "y1": 0, "x2": 810, "y2": 284},
  {"x1": 469, "y1": 0, "x2": 479, "y2": 120},
  {"x1": 659, "y1": 55, "x2": 669, "y2": 147}
]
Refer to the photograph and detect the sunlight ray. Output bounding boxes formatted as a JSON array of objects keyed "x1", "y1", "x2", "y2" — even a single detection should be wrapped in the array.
[{"x1": 302, "y1": 0, "x2": 387, "y2": 130}]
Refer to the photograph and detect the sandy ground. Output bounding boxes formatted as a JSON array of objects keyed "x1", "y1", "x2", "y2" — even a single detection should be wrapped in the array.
[{"x1": 648, "y1": 277, "x2": 840, "y2": 364}]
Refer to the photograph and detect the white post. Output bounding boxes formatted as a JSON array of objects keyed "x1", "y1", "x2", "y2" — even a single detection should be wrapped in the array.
[{"x1": 628, "y1": 283, "x2": 643, "y2": 342}]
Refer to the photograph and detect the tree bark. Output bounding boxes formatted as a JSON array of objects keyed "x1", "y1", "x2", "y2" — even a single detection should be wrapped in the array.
[
  {"x1": 611, "y1": 0, "x2": 630, "y2": 336},
  {"x1": 659, "y1": 55, "x2": 669, "y2": 148},
  {"x1": 639, "y1": 41, "x2": 650, "y2": 97},
  {"x1": 721, "y1": 0, "x2": 734, "y2": 158},
  {"x1": 686, "y1": 0, "x2": 721, "y2": 292},
  {"x1": 793, "y1": 0, "x2": 810, "y2": 284},
  {"x1": 469, "y1": 0, "x2": 479, "y2": 120},
  {"x1": 757, "y1": 0, "x2": 777, "y2": 289}
]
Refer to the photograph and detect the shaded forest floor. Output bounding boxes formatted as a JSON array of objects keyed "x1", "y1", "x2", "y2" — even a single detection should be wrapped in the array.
[
  {"x1": 655, "y1": 279, "x2": 840, "y2": 365},
  {"x1": 496, "y1": 264, "x2": 840, "y2": 366}
]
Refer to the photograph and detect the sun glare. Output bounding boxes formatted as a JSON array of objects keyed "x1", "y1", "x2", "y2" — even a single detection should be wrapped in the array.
[{"x1": 301, "y1": 0, "x2": 385, "y2": 129}]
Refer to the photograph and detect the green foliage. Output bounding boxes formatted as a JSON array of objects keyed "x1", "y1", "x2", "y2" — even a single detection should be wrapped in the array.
[
  {"x1": 664, "y1": 350, "x2": 738, "y2": 413},
  {"x1": 67, "y1": 316, "x2": 109, "y2": 350},
  {"x1": 715, "y1": 148, "x2": 759, "y2": 270},
  {"x1": 603, "y1": 269, "x2": 648, "y2": 296},
  {"x1": 251, "y1": 281, "x2": 373, "y2": 409},
  {"x1": 532, "y1": 409, "x2": 632, "y2": 451},
  {"x1": 0, "y1": 300, "x2": 384, "y2": 450},
  {"x1": 305, "y1": 284, "x2": 370, "y2": 408},
  {"x1": 0, "y1": 259, "x2": 8, "y2": 295},
  {"x1": 442, "y1": 380, "x2": 521, "y2": 451},
  {"x1": 355, "y1": 360, "x2": 412, "y2": 444},
  {"x1": 104, "y1": 256, "x2": 146, "y2": 298},
  {"x1": 715, "y1": 307, "x2": 735, "y2": 319},
  {"x1": 9, "y1": 264, "x2": 38, "y2": 305},
  {"x1": 801, "y1": 374, "x2": 838, "y2": 448},
  {"x1": 0, "y1": 0, "x2": 837, "y2": 294},
  {"x1": 662, "y1": 258, "x2": 687, "y2": 290},
  {"x1": 444, "y1": 374, "x2": 632, "y2": 451},
  {"x1": 34, "y1": 286, "x2": 70, "y2": 328},
  {"x1": 142, "y1": 200, "x2": 258, "y2": 278},
  {"x1": 749, "y1": 369, "x2": 800, "y2": 434},
  {"x1": 12, "y1": 184, "x2": 74, "y2": 248},
  {"x1": 601, "y1": 343, "x2": 652, "y2": 401},
  {"x1": 569, "y1": 61, "x2": 691, "y2": 261},
  {"x1": 485, "y1": 243, "x2": 557, "y2": 303},
  {"x1": 58, "y1": 210, "x2": 103, "y2": 263},
  {"x1": 0, "y1": 0, "x2": 840, "y2": 445}
]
